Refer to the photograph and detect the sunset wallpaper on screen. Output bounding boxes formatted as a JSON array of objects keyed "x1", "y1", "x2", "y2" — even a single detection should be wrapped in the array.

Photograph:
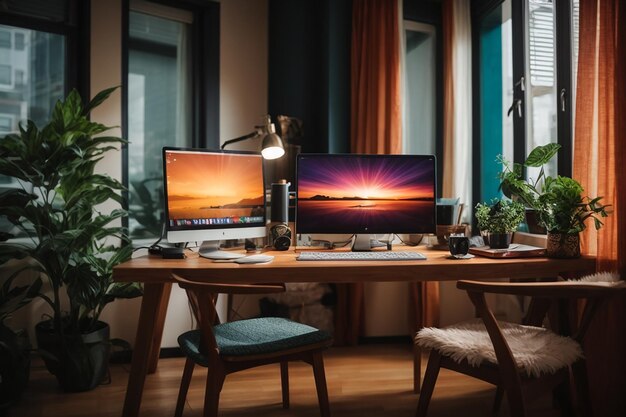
[
  {"x1": 165, "y1": 151, "x2": 265, "y2": 221},
  {"x1": 296, "y1": 155, "x2": 436, "y2": 234}
]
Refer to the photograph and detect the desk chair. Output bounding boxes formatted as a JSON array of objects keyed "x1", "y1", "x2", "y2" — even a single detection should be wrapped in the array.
[
  {"x1": 414, "y1": 272, "x2": 625, "y2": 417},
  {"x1": 172, "y1": 273, "x2": 333, "y2": 417}
]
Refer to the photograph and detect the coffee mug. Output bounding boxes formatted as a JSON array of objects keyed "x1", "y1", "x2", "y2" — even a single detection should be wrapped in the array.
[{"x1": 448, "y1": 233, "x2": 470, "y2": 258}]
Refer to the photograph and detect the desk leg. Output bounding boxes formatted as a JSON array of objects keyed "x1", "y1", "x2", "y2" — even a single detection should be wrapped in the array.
[
  {"x1": 148, "y1": 283, "x2": 172, "y2": 372},
  {"x1": 122, "y1": 282, "x2": 172, "y2": 417},
  {"x1": 409, "y1": 282, "x2": 422, "y2": 393}
]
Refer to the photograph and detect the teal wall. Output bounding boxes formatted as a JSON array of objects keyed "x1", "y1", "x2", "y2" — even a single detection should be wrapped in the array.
[{"x1": 479, "y1": 24, "x2": 503, "y2": 203}]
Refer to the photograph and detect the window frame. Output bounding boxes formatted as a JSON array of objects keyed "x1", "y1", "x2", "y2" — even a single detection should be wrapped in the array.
[
  {"x1": 0, "y1": 0, "x2": 90, "y2": 99},
  {"x1": 471, "y1": 0, "x2": 577, "y2": 212},
  {"x1": 121, "y1": 0, "x2": 220, "y2": 235}
]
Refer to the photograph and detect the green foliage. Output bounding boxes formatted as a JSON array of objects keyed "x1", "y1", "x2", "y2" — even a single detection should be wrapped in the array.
[
  {"x1": 475, "y1": 199, "x2": 525, "y2": 234},
  {"x1": 537, "y1": 176, "x2": 609, "y2": 234},
  {"x1": 497, "y1": 143, "x2": 609, "y2": 234},
  {"x1": 0, "y1": 88, "x2": 142, "y2": 337},
  {"x1": 497, "y1": 143, "x2": 562, "y2": 209},
  {"x1": 0, "y1": 261, "x2": 42, "y2": 325}
]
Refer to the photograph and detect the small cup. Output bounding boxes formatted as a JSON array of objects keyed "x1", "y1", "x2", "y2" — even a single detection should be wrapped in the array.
[{"x1": 448, "y1": 233, "x2": 470, "y2": 258}]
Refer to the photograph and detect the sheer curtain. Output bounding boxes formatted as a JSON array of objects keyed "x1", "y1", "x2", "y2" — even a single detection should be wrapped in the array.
[
  {"x1": 573, "y1": 0, "x2": 626, "y2": 414},
  {"x1": 442, "y1": 0, "x2": 472, "y2": 221}
]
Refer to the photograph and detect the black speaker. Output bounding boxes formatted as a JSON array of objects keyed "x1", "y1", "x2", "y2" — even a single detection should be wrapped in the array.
[
  {"x1": 269, "y1": 180, "x2": 291, "y2": 250},
  {"x1": 269, "y1": 223, "x2": 291, "y2": 251}
]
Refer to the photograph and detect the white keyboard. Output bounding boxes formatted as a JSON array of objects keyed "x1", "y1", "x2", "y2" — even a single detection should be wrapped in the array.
[{"x1": 297, "y1": 251, "x2": 427, "y2": 261}]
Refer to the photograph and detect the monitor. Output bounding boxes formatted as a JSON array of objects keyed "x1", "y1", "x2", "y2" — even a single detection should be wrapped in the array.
[
  {"x1": 162, "y1": 147, "x2": 267, "y2": 259},
  {"x1": 296, "y1": 153, "x2": 436, "y2": 251}
]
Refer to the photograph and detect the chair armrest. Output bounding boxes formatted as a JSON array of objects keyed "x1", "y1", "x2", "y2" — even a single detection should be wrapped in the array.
[
  {"x1": 172, "y1": 273, "x2": 286, "y2": 294},
  {"x1": 457, "y1": 279, "x2": 626, "y2": 298}
]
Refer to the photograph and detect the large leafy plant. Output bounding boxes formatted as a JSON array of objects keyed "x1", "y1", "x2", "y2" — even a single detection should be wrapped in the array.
[{"x1": 0, "y1": 87, "x2": 141, "y2": 339}]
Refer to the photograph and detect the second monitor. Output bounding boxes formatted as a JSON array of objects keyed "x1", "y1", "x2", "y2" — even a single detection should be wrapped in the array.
[{"x1": 296, "y1": 153, "x2": 437, "y2": 251}]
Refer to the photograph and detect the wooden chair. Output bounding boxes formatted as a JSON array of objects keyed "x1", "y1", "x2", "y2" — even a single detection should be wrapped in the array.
[
  {"x1": 414, "y1": 273, "x2": 625, "y2": 417},
  {"x1": 172, "y1": 273, "x2": 333, "y2": 417}
]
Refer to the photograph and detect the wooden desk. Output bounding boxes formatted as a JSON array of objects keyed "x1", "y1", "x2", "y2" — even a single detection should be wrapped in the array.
[{"x1": 113, "y1": 246, "x2": 595, "y2": 417}]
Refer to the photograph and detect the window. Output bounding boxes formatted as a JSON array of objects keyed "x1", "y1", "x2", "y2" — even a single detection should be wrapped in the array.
[
  {"x1": 0, "y1": 30, "x2": 10, "y2": 48},
  {"x1": 125, "y1": 0, "x2": 219, "y2": 243},
  {"x1": 0, "y1": 115, "x2": 13, "y2": 132},
  {"x1": 15, "y1": 32, "x2": 25, "y2": 50},
  {"x1": 127, "y1": 5, "x2": 192, "y2": 240},
  {"x1": 403, "y1": 21, "x2": 437, "y2": 156},
  {"x1": 15, "y1": 69, "x2": 24, "y2": 85},
  {"x1": 0, "y1": 65, "x2": 11, "y2": 85},
  {"x1": 0, "y1": 0, "x2": 84, "y2": 206},
  {"x1": 0, "y1": 25, "x2": 65, "y2": 127},
  {"x1": 474, "y1": 0, "x2": 578, "y2": 204}
]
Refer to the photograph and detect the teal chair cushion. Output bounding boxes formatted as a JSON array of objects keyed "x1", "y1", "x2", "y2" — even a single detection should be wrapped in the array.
[{"x1": 178, "y1": 317, "x2": 332, "y2": 366}]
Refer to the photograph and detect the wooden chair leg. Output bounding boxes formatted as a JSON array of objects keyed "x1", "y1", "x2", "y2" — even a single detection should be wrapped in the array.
[
  {"x1": 203, "y1": 369, "x2": 225, "y2": 417},
  {"x1": 553, "y1": 376, "x2": 574, "y2": 417},
  {"x1": 175, "y1": 358, "x2": 195, "y2": 417},
  {"x1": 502, "y1": 378, "x2": 526, "y2": 417},
  {"x1": 311, "y1": 352, "x2": 331, "y2": 417},
  {"x1": 413, "y1": 344, "x2": 422, "y2": 393},
  {"x1": 416, "y1": 350, "x2": 442, "y2": 417},
  {"x1": 492, "y1": 385, "x2": 504, "y2": 416},
  {"x1": 280, "y1": 361, "x2": 290, "y2": 409},
  {"x1": 572, "y1": 360, "x2": 593, "y2": 417}
]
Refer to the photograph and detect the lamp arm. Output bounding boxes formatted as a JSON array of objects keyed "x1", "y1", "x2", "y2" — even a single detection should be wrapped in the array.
[{"x1": 220, "y1": 131, "x2": 260, "y2": 149}]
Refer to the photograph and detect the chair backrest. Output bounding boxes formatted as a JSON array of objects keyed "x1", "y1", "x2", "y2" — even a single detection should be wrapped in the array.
[{"x1": 171, "y1": 272, "x2": 286, "y2": 359}]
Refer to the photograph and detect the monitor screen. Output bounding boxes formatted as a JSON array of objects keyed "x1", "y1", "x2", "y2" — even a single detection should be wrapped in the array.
[
  {"x1": 296, "y1": 154, "x2": 436, "y2": 235},
  {"x1": 162, "y1": 147, "x2": 267, "y2": 246}
]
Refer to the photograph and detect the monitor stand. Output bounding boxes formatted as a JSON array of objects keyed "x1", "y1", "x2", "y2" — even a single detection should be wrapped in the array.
[
  {"x1": 198, "y1": 240, "x2": 246, "y2": 260},
  {"x1": 352, "y1": 234, "x2": 372, "y2": 251}
]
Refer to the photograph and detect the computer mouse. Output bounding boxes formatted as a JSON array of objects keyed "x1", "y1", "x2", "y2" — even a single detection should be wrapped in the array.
[{"x1": 234, "y1": 254, "x2": 274, "y2": 264}]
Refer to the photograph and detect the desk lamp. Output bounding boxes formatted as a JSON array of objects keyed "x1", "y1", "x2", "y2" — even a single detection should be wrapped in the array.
[{"x1": 220, "y1": 115, "x2": 285, "y2": 160}]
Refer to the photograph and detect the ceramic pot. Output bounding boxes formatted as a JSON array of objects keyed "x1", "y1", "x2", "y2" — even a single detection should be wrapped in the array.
[
  {"x1": 546, "y1": 232, "x2": 580, "y2": 258},
  {"x1": 525, "y1": 209, "x2": 547, "y2": 234},
  {"x1": 35, "y1": 320, "x2": 110, "y2": 392},
  {"x1": 487, "y1": 232, "x2": 512, "y2": 249},
  {"x1": 0, "y1": 326, "x2": 30, "y2": 411}
]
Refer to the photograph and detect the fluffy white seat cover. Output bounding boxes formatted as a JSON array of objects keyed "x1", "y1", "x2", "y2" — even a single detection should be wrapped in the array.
[{"x1": 415, "y1": 320, "x2": 583, "y2": 378}]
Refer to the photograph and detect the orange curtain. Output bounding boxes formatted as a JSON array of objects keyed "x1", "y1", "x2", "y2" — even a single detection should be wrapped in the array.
[
  {"x1": 573, "y1": 0, "x2": 626, "y2": 414},
  {"x1": 350, "y1": 0, "x2": 402, "y2": 154}
]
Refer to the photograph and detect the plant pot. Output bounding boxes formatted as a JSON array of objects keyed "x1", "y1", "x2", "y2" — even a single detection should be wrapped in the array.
[
  {"x1": 480, "y1": 230, "x2": 490, "y2": 246},
  {"x1": 487, "y1": 232, "x2": 512, "y2": 249},
  {"x1": 546, "y1": 232, "x2": 580, "y2": 258},
  {"x1": 525, "y1": 209, "x2": 546, "y2": 234},
  {"x1": 0, "y1": 326, "x2": 31, "y2": 412},
  {"x1": 35, "y1": 320, "x2": 110, "y2": 392}
]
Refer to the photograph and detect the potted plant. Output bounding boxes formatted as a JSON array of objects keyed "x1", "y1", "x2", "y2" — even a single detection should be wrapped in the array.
[
  {"x1": 0, "y1": 259, "x2": 41, "y2": 411},
  {"x1": 536, "y1": 176, "x2": 608, "y2": 258},
  {"x1": 498, "y1": 143, "x2": 562, "y2": 234},
  {"x1": 0, "y1": 88, "x2": 142, "y2": 392},
  {"x1": 475, "y1": 199, "x2": 525, "y2": 249}
]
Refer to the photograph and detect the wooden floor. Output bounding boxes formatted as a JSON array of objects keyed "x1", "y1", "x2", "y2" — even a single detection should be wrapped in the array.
[{"x1": 7, "y1": 343, "x2": 559, "y2": 417}]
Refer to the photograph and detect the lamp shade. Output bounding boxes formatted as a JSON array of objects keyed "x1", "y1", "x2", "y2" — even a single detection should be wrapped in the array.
[{"x1": 261, "y1": 132, "x2": 285, "y2": 160}]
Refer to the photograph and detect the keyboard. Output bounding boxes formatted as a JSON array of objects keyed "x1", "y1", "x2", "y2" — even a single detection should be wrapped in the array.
[{"x1": 297, "y1": 251, "x2": 427, "y2": 261}]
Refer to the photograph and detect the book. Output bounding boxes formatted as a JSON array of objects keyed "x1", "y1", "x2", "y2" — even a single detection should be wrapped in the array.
[{"x1": 469, "y1": 244, "x2": 546, "y2": 258}]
